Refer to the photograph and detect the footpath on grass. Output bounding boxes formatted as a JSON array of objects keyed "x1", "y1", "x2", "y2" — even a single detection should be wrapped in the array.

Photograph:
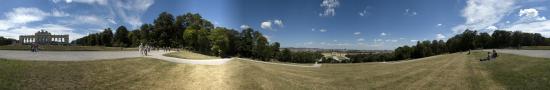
[
  {"x1": 482, "y1": 49, "x2": 550, "y2": 58},
  {"x1": 0, "y1": 50, "x2": 321, "y2": 67},
  {"x1": 148, "y1": 51, "x2": 232, "y2": 65},
  {"x1": 236, "y1": 58, "x2": 322, "y2": 68},
  {"x1": 0, "y1": 50, "x2": 232, "y2": 65}
]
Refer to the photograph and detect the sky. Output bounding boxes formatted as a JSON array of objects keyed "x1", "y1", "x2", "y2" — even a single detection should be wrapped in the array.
[{"x1": 0, "y1": 0, "x2": 549, "y2": 50}]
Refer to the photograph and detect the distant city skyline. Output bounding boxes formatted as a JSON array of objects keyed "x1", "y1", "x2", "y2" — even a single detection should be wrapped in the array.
[{"x1": 0, "y1": 0, "x2": 549, "y2": 50}]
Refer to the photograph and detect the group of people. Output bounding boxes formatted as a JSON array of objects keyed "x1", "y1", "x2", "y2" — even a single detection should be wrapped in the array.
[
  {"x1": 139, "y1": 43, "x2": 152, "y2": 56},
  {"x1": 481, "y1": 49, "x2": 498, "y2": 61},
  {"x1": 30, "y1": 43, "x2": 39, "y2": 52}
]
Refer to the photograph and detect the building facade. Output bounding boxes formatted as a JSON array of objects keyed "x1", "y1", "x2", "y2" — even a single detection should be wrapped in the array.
[{"x1": 19, "y1": 30, "x2": 69, "y2": 45}]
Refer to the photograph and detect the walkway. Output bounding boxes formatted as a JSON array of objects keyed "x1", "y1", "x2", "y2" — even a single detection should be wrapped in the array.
[
  {"x1": 147, "y1": 51, "x2": 232, "y2": 65},
  {"x1": 0, "y1": 50, "x2": 232, "y2": 65},
  {"x1": 236, "y1": 58, "x2": 322, "y2": 68},
  {"x1": 483, "y1": 49, "x2": 550, "y2": 58}
]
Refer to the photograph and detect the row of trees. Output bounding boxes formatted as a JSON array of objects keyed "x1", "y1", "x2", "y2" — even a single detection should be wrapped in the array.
[
  {"x1": 0, "y1": 36, "x2": 15, "y2": 45},
  {"x1": 72, "y1": 12, "x2": 323, "y2": 63},
  {"x1": 72, "y1": 26, "x2": 132, "y2": 47},
  {"x1": 345, "y1": 30, "x2": 549, "y2": 63},
  {"x1": 278, "y1": 49, "x2": 324, "y2": 63}
]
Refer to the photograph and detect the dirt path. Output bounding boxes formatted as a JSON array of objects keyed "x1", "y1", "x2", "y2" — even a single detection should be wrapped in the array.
[
  {"x1": 0, "y1": 50, "x2": 232, "y2": 65},
  {"x1": 0, "y1": 50, "x2": 141, "y2": 61},
  {"x1": 483, "y1": 49, "x2": 550, "y2": 58}
]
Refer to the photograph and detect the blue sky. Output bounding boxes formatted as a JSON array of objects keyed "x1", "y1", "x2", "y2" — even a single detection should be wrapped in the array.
[{"x1": 0, "y1": 0, "x2": 549, "y2": 50}]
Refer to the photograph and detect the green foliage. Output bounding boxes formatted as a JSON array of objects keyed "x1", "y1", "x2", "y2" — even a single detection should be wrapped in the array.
[
  {"x1": 0, "y1": 36, "x2": 15, "y2": 45},
  {"x1": 348, "y1": 29, "x2": 549, "y2": 63},
  {"x1": 113, "y1": 26, "x2": 130, "y2": 47},
  {"x1": 208, "y1": 28, "x2": 231, "y2": 57}
]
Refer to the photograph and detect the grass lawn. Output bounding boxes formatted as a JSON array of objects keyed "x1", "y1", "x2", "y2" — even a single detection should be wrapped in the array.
[
  {"x1": 0, "y1": 45, "x2": 137, "y2": 51},
  {"x1": 1, "y1": 51, "x2": 549, "y2": 89},
  {"x1": 163, "y1": 50, "x2": 220, "y2": 60},
  {"x1": 0, "y1": 58, "x2": 177, "y2": 90},
  {"x1": 520, "y1": 46, "x2": 550, "y2": 50},
  {"x1": 471, "y1": 51, "x2": 550, "y2": 89}
]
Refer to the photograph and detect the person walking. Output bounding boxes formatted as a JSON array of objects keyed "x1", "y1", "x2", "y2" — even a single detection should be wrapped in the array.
[
  {"x1": 139, "y1": 43, "x2": 144, "y2": 56},
  {"x1": 144, "y1": 44, "x2": 149, "y2": 56}
]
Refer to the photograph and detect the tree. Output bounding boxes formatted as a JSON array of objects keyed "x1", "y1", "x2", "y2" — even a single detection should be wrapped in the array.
[
  {"x1": 101, "y1": 28, "x2": 113, "y2": 46},
  {"x1": 196, "y1": 28, "x2": 211, "y2": 54},
  {"x1": 534, "y1": 33, "x2": 546, "y2": 46},
  {"x1": 183, "y1": 26, "x2": 198, "y2": 50},
  {"x1": 476, "y1": 32, "x2": 491, "y2": 49},
  {"x1": 0, "y1": 36, "x2": 15, "y2": 45},
  {"x1": 153, "y1": 12, "x2": 175, "y2": 47},
  {"x1": 139, "y1": 24, "x2": 153, "y2": 44},
  {"x1": 238, "y1": 28, "x2": 254, "y2": 57},
  {"x1": 114, "y1": 26, "x2": 130, "y2": 47},
  {"x1": 270, "y1": 42, "x2": 281, "y2": 59},
  {"x1": 208, "y1": 28, "x2": 231, "y2": 57},
  {"x1": 491, "y1": 30, "x2": 511, "y2": 48},
  {"x1": 128, "y1": 30, "x2": 141, "y2": 47},
  {"x1": 511, "y1": 31, "x2": 523, "y2": 48},
  {"x1": 279, "y1": 48, "x2": 292, "y2": 62}
]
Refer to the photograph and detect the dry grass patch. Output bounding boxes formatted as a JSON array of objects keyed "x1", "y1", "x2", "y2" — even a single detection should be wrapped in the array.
[
  {"x1": 8, "y1": 51, "x2": 547, "y2": 89},
  {"x1": 163, "y1": 50, "x2": 220, "y2": 60}
]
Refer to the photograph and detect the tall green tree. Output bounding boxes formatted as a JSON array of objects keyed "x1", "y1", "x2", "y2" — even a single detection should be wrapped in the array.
[
  {"x1": 153, "y1": 12, "x2": 175, "y2": 47},
  {"x1": 101, "y1": 28, "x2": 113, "y2": 46},
  {"x1": 208, "y1": 28, "x2": 231, "y2": 57},
  {"x1": 114, "y1": 26, "x2": 130, "y2": 47},
  {"x1": 238, "y1": 28, "x2": 254, "y2": 57}
]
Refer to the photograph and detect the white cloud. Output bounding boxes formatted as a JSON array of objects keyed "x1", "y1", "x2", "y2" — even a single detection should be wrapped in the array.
[
  {"x1": 374, "y1": 39, "x2": 383, "y2": 42},
  {"x1": 273, "y1": 19, "x2": 283, "y2": 27},
  {"x1": 436, "y1": 34, "x2": 446, "y2": 40},
  {"x1": 357, "y1": 38, "x2": 365, "y2": 41},
  {"x1": 64, "y1": 0, "x2": 108, "y2": 5},
  {"x1": 437, "y1": 23, "x2": 443, "y2": 27},
  {"x1": 240, "y1": 24, "x2": 250, "y2": 29},
  {"x1": 452, "y1": 0, "x2": 516, "y2": 33},
  {"x1": 51, "y1": 0, "x2": 62, "y2": 3},
  {"x1": 385, "y1": 39, "x2": 398, "y2": 42},
  {"x1": 5, "y1": 7, "x2": 49, "y2": 24},
  {"x1": 319, "y1": 0, "x2": 339, "y2": 16},
  {"x1": 106, "y1": 17, "x2": 116, "y2": 24},
  {"x1": 504, "y1": 20, "x2": 550, "y2": 37},
  {"x1": 404, "y1": 9, "x2": 419, "y2": 16},
  {"x1": 72, "y1": 15, "x2": 111, "y2": 27},
  {"x1": 353, "y1": 32, "x2": 361, "y2": 35},
  {"x1": 51, "y1": 9, "x2": 70, "y2": 17},
  {"x1": 260, "y1": 21, "x2": 272, "y2": 30},
  {"x1": 380, "y1": 32, "x2": 387, "y2": 36},
  {"x1": 0, "y1": 7, "x2": 51, "y2": 30},
  {"x1": 56, "y1": 0, "x2": 154, "y2": 28},
  {"x1": 516, "y1": 8, "x2": 547, "y2": 23},
  {"x1": 410, "y1": 40, "x2": 419, "y2": 42},
  {"x1": 260, "y1": 19, "x2": 284, "y2": 30},
  {"x1": 519, "y1": 8, "x2": 540, "y2": 17},
  {"x1": 319, "y1": 29, "x2": 327, "y2": 32},
  {"x1": 358, "y1": 6, "x2": 371, "y2": 17},
  {"x1": 486, "y1": 25, "x2": 498, "y2": 30}
]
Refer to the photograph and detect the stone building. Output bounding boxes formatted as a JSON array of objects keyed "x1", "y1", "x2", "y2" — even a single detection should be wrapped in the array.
[{"x1": 19, "y1": 30, "x2": 69, "y2": 45}]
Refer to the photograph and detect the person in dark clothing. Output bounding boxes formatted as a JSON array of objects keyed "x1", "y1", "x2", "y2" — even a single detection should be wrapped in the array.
[{"x1": 491, "y1": 49, "x2": 498, "y2": 59}]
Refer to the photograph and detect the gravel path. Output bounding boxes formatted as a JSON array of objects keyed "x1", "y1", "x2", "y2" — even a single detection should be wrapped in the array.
[
  {"x1": 0, "y1": 50, "x2": 233, "y2": 65},
  {"x1": 147, "y1": 51, "x2": 232, "y2": 65},
  {"x1": 482, "y1": 49, "x2": 550, "y2": 58},
  {"x1": 0, "y1": 50, "x2": 142, "y2": 61}
]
